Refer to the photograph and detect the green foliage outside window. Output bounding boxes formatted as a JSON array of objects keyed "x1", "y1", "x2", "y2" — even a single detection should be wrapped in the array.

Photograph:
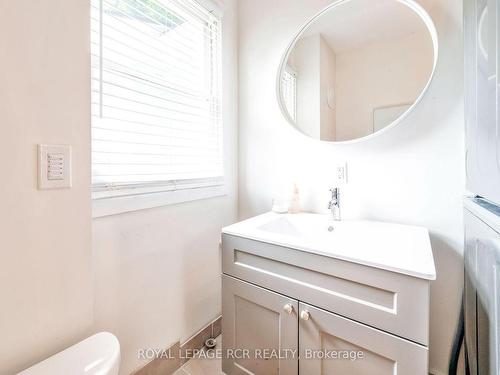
[{"x1": 107, "y1": 0, "x2": 184, "y2": 28}]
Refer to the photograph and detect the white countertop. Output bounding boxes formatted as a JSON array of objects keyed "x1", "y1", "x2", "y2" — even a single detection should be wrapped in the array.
[{"x1": 223, "y1": 212, "x2": 436, "y2": 280}]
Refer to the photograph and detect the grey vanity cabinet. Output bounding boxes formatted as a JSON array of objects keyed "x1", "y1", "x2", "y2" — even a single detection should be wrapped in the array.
[
  {"x1": 221, "y1": 234, "x2": 432, "y2": 374},
  {"x1": 222, "y1": 274, "x2": 428, "y2": 375},
  {"x1": 222, "y1": 275, "x2": 298, "y2": 375},
  {"x1": 298, "y1": 303, "x2": 428, "y2": 375}
]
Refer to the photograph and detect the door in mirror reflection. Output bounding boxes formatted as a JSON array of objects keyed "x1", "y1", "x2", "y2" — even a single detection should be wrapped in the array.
[{"x1": 278, "y1": 0, "x2": 437, "y2": 142}]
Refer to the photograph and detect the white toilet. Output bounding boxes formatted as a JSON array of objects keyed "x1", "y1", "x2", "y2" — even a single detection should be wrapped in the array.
[{"x1": 18, "y1": 332, "x2": 120, "y2": 375}]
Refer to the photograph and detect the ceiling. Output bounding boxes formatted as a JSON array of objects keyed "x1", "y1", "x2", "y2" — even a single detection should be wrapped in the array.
[{"x1": 301, "y1": 0, "x2": 434, "y2": 52}]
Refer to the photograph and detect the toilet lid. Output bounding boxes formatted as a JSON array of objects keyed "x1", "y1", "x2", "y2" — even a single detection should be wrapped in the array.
[{"x1": 18, "y1": 332, "x2": 120, "y2": 375}]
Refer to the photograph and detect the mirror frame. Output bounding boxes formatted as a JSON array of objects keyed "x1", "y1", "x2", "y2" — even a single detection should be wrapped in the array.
[{"x1": 276, "y1": 0, "x2": 439, "y2": 144}]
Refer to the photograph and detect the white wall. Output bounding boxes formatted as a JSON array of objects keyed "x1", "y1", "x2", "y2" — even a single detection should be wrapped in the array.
[
  {"x1": 238, "y1": 0, "x2": 464, "y2": 374},
  {"x1": 0, "y1": 2, "x2": 236, "y2": 374},
  {"x1": 335, "y1": 31, "x2": 434, "y2": 141},
  {"x1": 91, "y1": 1, "x2": 238, "y2": 374},
  {"x1": 0, "y1": 1, "x2": 93, "y2": 374}
]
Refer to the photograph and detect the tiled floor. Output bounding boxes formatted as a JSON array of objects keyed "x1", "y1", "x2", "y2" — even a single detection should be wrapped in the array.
[{"x1": 174, "y1": 335, "x2": 224, "y2": 375}]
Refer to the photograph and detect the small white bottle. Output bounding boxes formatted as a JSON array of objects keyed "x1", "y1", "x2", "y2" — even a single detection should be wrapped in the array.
[{"x1": 288, "y1": 183, "x2": 301, "y2": 214}]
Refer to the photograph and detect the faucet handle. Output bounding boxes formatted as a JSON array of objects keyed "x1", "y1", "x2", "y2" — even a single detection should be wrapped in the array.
[
  {"x1": 328, "y1": 188, "x2": 341, "y2": 221},
  {"x1": 328, "y1": 188, "x2": 338, "y2": 209}
]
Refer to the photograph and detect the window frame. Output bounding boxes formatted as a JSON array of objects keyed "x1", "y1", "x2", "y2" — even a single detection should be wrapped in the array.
[
  {"x1": 282, "y1": 65, "x2": 297, "y2": 122},
  {"x1": 91, "y1": 0, "x2": 226, "y2": 217}
]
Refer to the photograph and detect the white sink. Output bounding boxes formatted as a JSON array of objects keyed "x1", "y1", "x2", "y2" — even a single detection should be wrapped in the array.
[{"x1": 222, "y1": 212, "x2": 436, "y2": 280}]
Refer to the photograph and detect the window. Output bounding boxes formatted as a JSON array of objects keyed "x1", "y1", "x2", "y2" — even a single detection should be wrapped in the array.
[
  {"x1": 90, "y1": 0, "x2": 223, "y2": 214},
  {"x1": 281, "y1": 67, "x2": 297, "y2": 121}
]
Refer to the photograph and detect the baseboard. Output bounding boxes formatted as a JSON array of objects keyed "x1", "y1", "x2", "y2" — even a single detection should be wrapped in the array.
[
  {"x1": 133, "y1": 315, "x2": 222, "y2": 375},
  {"x1": 429, "y1": 368, "x2": 447, "y2": 375},
  {"x1": 180, "y1": 315, "x2": 222, "y2": 365}
]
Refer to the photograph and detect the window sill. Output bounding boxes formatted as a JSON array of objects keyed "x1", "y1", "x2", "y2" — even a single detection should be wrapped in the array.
[{"x1": 92, "y1": 185, "x2": 227, "y2": 218}]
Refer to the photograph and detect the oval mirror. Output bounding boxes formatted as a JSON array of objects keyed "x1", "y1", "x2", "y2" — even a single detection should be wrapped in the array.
[{"x1": 277, "y1": 0, "x2": 438, "y2": 143}]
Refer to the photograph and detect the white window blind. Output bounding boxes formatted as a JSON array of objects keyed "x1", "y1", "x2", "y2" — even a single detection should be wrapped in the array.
[
  {"x1": 281, "y1": 67, "x2": 297, "y2": 121},
  {"x1": 90, "y1": 0, "x2": 223, "y2": 199}
]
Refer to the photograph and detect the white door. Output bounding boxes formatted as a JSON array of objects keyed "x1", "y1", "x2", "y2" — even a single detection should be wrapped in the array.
[
  {"x1": 298, "y1": 302, "x2": 428, "y2": 375},
  {"x1": 222, "y1": 275, "x2": 298, "y2": 375}
]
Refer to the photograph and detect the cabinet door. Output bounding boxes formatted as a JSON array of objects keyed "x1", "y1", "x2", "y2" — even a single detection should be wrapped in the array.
[
  {"x1": 222, "y1": 275, "x2": 298, "y2": 375},
  {"x1": 298, "y1": 303, "x2": 428, "y2": 375}
]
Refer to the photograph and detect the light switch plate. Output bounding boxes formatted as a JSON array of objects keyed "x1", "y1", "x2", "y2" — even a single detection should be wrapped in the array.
[
  {"x1": 334, "y1": 162, "x2": 348, "y2": 185},
  {"x1": 38, "y1": 144, "x2": 72, "y2": 189}
]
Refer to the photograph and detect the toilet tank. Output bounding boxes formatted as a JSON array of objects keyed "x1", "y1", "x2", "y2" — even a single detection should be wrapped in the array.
[{"x1": 18, "y1": 332, "x2": 120, "y2": 375}]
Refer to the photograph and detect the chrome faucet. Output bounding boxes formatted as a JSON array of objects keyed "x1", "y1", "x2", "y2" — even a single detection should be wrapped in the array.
[{"x1": 328, "y1": 188, "x2": 341, "y2": 221}]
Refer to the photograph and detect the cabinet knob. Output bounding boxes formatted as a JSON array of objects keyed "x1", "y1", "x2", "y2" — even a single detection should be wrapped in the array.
[
  {"x1": 283, "y1": 304, "x2": 293, "y2": 314},
  {"x1": 300, "y1": 310, "x2": 310, "y2": 321}
]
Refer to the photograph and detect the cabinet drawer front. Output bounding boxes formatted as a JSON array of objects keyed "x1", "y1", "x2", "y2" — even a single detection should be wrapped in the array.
[
  {"x1": 222, "y1": 275, "x2": 298, "y2": 375},
  {"x1": 222, "y1": 234, "x2": 430, "y2": 345},
  {"x1": 299, "y1": 303, "x2": 428, "y2": 375}
]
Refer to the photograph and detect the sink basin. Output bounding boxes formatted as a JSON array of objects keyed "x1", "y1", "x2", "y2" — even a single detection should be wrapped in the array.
[{"x1": 222, "y1": 212, "x2": 436, "y2": 280}]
